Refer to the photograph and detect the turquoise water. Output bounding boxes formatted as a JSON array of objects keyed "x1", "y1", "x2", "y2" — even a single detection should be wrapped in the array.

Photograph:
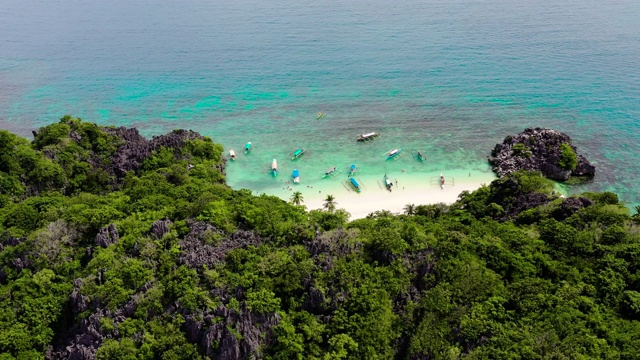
[{"x1": 1, "y1": 0, "x2": 639, "y2": 206}]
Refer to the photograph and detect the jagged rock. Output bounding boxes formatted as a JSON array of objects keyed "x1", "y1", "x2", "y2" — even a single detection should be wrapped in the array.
[
  {"x1": 489, "y1": 128, "x2": 595, "y2": 180},
  {"x1": 302, "y1": 287, "x2": 327, "y2": 314},
  {"x1": 151, "y1": 219, "x2": 172, "y2": 239},
  {"x1": 179, "y1": 221, "x2": 264, "y2": 269},
  {"x1": 553, "y1": 196, "x2": 595, "y2": 220},
  {"x1": 104, "y1": 127, "x2": 221, "y2": 179},
  {"x1": 69, "y1": 289, "x2": 89, "y2": 314},
  {"x1": 188, "y1": 304, "x2": 280, "y2": 360},
  {"x1": 95, "y1": 224, "x2": 119, "y2": 248}
]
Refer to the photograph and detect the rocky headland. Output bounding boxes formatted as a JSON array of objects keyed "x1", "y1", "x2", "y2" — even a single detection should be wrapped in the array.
[{"x1": 489, "y1": 128, "x2": 595, "y2": 180}]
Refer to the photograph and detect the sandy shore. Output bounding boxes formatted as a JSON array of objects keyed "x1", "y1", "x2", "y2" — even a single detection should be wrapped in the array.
[{"x1": 261, "y1": 170, "x2": 497, "y2": 220}]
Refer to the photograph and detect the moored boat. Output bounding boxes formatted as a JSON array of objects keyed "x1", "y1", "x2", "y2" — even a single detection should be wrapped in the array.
[
  {"x1": 349, "y1": 163, "x2": 357, "y2": 176},
  {"x1": 292, "y1": 169, "x2": 300, "y2": 184},
  {"x1": 386, "y1": 148, "x2": 402, "y2": 160},
  {"x1": 229, "y1": 149, "x2": 236, "y2": 161},
  {"x1": 357, "y1": 132, "x2": 380, "y2": 142},
  {"x1": 349, "y1": 177, "x2": 361, "y2": 192},
  {"x1": 271, "y1": 159, "x2": 278, "y2": 176},
  {"x1": 323, "y1": 166, "x2": 338, "y2": 177},
  {"x1": 316, "y1": 112, "x2": 326, "y2": 120},
  {"x1": 416, "y1": 150, "x2": 426, "y2": 161},
  {"x1": 244, "y1": 142, "x2": 252, "y2": 154},
  {"x1": 291, "y1": 148, "x2": 305, "y2": 160},
  {"x1": 384, "y1": 174, "x2": 393, "y2": 191}
]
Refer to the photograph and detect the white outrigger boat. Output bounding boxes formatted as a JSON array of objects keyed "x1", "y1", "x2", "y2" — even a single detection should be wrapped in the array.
[
  {"x1": 357, "y1": 132, "x2": 380, "y2": 142},
  {"x1": 271, "y1": 159, "x2": 278, "y2": 176},
  {"x1": 323, "y1": 166, "x2": 339, "y2": 178},
  {"x1": 229, "y1": 149, "x2": 236, "y2": 161},
  {"x1": 384, "y1": 174, "x2": 393, "y2": 191},
  {"x1": 385, "y1": 148, "x2": 403, "y2": 160}
]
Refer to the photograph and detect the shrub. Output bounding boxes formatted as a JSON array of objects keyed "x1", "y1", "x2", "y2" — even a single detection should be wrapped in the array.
[{"x1": 558, "y1": 143, "x2": 578, "y2": 170}]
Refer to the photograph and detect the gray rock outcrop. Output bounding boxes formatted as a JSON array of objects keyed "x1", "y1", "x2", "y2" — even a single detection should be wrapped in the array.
[{"x1": 489, "y1": 128, "x2": 595, "y2": 180}]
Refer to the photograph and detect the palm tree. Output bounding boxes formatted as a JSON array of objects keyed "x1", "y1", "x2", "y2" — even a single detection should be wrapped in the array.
[
  {"x1": 404, "y1": 203, "x2": 415, "y2": 216},
  {"x1": 290, "y1": 191, "x2": 304, "y2": 206},
  {"x1": 323, "y1": 194, "x2": 337, "y2": 212}
]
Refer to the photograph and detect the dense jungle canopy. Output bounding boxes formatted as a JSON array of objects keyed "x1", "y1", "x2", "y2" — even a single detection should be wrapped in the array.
[{"x1": 1, "y1": 116, "x2": 640, "y2": 359}]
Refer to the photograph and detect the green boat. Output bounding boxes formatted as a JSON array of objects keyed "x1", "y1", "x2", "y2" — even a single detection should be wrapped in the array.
[{"x1": 291, "y1": 148, "x2": 305, "y2": 160}]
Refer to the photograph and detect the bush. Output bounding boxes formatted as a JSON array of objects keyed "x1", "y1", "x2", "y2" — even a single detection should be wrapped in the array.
[{"x1": 558, "y1": 143, "x2": 578, "y2": 170}]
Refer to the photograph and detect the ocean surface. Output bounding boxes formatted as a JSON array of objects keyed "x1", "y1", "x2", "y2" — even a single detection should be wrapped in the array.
[{"x1": 1, "y1": 0, "x2": 639, "y2": 207}]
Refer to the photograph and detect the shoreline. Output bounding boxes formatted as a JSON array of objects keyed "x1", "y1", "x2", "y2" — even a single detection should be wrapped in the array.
[{"x1": 251, "y1": 169, "x2": 497, "y2": 220}]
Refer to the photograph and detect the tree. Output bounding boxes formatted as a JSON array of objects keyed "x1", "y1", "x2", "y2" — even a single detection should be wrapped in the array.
[
  {"x1": 290, "y1": 191, "x2": 304, "y2": 206},
  {"x1": 323, "y1": 194, "x2": 336, "y2": 212},
  {"x1": 403, "y1": 203, "x2": 415, "y2": 215}
]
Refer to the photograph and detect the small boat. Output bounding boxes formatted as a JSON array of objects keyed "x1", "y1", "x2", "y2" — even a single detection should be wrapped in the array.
[
  {"x1": 384, "y1": 174, "x2": 393, "y2": 191},
  {"x1": 244, "y1": 142, "x2": 252, "y2": 154},
  {"x1": 386, "y1": 148, "x2": 402, "y2": 160},
  {"x1": 348, "y1": 177, "x2": 361, "y2": 192},
  {"x1": 416, "y1": 150, "x2": 426, "y2": 161},
  {"x1": 349, "y1": 163, "x2": 357, "y2": 176},
  {"x1": 316, "y1": 112, "x2": 326, "y2": 120},
  {"x1": 271, "y1": 159, "x2": 278, "y2": 176},
  {"x1": 229, "y1": 149, "x2": 236, "y2": 161},
  {"x1": 291, "y1": 148, "x2": 305, "y2": 160},
  {"x1": 357, "y1": 132, "x2": 380, "y2": 142},
  {"x1": 323, "y1": 166, "x2": 338, "y2": 177},
  {"x1": 292, "y1": 169, "x2": 300, "y2": 184}
]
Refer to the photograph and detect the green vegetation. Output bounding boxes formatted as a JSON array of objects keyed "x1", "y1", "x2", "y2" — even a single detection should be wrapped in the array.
[
  {"x1": 559, "y1": 143, "x2": 578, "y2": 170},
  {"x1": 512, "y1": 143, "x2": 532, "y2": 157},
  {"x1": 1, "y1": 117, "x2": 639, "y2": 359}
]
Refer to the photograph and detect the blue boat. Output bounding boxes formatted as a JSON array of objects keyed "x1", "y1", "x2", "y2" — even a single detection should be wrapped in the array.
[
  {"x1": 349, "y1": 163, "x2": 357, "y2": 176},
  {"x1": 349, "y1": 177, "x2": 361, "y2": 192},
  {"x1": 292, "y1": 169, "x2": 300, "y2": 183},
  {"x1": 244, "y1": 142, "x2": 252, "y2": 154}
]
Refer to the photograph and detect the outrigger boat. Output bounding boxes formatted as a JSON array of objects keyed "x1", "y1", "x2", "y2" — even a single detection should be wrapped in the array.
[
  {"x1": 292, "y1": 169, "x2": 300, "y2": 184},
  {"x1": 386, "y1": 148, "x2": 403, "y2": 160},
  {"x1": 229, "y1": 149, "x2": 236, "y2": 161},
  {"x1": 349, "y1": 163, "x2": 357, "y2": 176},
  {"x1": 348, "y1": 177, "x2": 361, "y2": 192},
  {"x1": 384, "y1": 174, "x2": 394, "y2": 191},
  {"x1": 291, "y1": 148, "x2": 305, "y2": 160},
  {"x1": 316, "y1": 112, "x2": 326, "y2": 120},
  {"x1": 415, "y1": 150, "x2": 426, "y2": 161},
  {"x1": 323, "y1": 166, "x2": 338, "y2": 178},
  {"x1": 357, "y1": 132, "x2": 380, "y2": 142},
  {"x1": 271, "y1": 159, "x2": 278, "y2": 177},
  {"x1": 244, "y1": 142, "x2": 252, "y2": 154}
]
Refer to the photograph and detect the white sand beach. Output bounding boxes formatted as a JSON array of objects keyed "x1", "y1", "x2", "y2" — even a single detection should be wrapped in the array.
[{"x1": 262, "y1": 170, "x2": 497, "y2": 220}]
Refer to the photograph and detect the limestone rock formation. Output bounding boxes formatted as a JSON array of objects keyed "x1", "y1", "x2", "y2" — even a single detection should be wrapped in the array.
[{"x1": 489, "y1": 128, "x2": 595, "y2": 180}]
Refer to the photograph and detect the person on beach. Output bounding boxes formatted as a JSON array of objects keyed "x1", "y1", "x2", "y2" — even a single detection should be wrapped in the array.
[{"x1": 440, "y1": 175, "x2": 445, "y2": 189}]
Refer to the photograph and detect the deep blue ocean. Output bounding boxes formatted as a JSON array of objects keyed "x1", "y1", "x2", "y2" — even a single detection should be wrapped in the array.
[{"x1": 1, "y1": 0, "x2": 639, "y2": 206}]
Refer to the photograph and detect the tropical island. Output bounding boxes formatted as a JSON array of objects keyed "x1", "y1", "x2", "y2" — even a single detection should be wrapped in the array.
[{"x1": 1, "y1": 116, "x2": 639, "y2": 359}]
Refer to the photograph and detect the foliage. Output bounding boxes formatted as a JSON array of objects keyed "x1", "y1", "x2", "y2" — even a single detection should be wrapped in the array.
[
  {"x1": 559, "y1": 143, "x2": 578, "y2": 170},
  {"x1": 1, "y1": 119, "x2": 639, "y2": 359}
]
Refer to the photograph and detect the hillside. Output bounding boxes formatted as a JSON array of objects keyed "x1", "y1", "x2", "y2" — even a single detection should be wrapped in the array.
[{"x1": 1, "y1": 117, "x2": 639, "y2": 359}]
